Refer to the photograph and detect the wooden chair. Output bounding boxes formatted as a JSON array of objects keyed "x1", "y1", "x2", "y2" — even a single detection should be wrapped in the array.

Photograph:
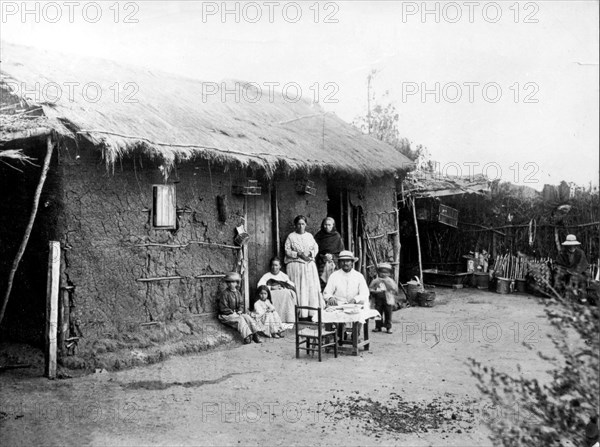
[{"x1": 295, "y1": 306, "x2": 338, "y2": 362}]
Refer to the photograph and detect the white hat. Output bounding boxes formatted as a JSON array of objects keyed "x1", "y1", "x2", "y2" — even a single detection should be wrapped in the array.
[
  {"x1": 377, "y1": 262, "x2": 393, "y2": 273},
  {"x1": 338, "y1": 250, "x2": 358, "y2": 262},
  {"x1": 562, "y1": 234, "x2": 581, "y2": 246},
  {"x1": 224, "y1": 272, "x2": 241, "y2": 282}
]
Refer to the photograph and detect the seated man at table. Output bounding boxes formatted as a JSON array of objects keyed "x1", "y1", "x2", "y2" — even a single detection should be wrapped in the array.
[
  {"x1": 323, "y1": 250, "x2": 370, "y2": 342},
  {"x1": 323, "y1": 250, "x2": 370, "y2": 306},
  {"x1": 323, "y1": 250, "x2": 369, "y2": 306}
]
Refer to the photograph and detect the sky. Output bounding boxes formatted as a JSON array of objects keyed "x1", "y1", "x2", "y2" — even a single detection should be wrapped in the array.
[{"x1": 1, "y1": 1, "x2": 598, "y2": 189}]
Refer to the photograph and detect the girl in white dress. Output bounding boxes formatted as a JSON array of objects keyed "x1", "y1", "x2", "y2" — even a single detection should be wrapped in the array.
[{"x1": 253, "y1": 286, "x2": 284, "y2": 338}]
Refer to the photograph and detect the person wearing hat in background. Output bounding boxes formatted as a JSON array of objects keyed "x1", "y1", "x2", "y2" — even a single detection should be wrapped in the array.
[
  {"x1": 369, "y1": 262, "x2": 398, "y2": 334},
  {"x1": 555, "y1": 234, "x2": 589, "y2": 294},
  {"x1": 218, "y1": 272, "x2": 262, "y2": 344}
]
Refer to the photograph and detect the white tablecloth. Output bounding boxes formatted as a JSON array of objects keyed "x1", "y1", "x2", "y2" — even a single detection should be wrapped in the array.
[{"x1": 313, "y1": 306, "x2": 381, "y2": 324}]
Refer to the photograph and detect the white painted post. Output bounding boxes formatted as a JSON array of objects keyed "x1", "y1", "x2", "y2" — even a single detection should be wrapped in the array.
[{"x1": 45, "y1": 241, "x2": 60, "y2": 379}]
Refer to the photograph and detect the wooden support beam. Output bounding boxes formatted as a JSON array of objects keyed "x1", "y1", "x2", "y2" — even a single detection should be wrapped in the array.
[
  {"x1": 273, "y1": 185, "x2": 281, "y2": 259},
  {"x1": 394, "y1": 206, "x2": 401, "y2": 284},
  {"x1": 347, "y1": 195, "x2": 354, "y2": 254},
  {"x1": 242, "y1": 197, "x2": 250, "y2": 311},
  {"x1": 58, "y1": 288, "x2": 70, "y2": 359},
  {"x1": 410, "y1": 196, "x2": 424, "y2": 284},
  {"x1": 137, "y1": 276, "x2": 184, "y2": 282},
  {"x1": 191, "y1": 241, "x2": 241, "y2": 250},
  {"x1": 45, "y1": 241, "x2": 60, "y2": 379}
]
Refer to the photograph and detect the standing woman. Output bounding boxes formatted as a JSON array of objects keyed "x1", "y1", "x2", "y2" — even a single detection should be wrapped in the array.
[
  {"x1": 314, "y1": 217, "x2": 345, "y2": 290},
  {"x1": 284, "y1": 215, "x2": 322, "y2": 318}
]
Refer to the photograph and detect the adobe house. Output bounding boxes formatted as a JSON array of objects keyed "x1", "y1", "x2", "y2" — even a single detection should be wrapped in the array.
[{"x1": 0, "y1": 44, "x2": 412, "y2": 368}]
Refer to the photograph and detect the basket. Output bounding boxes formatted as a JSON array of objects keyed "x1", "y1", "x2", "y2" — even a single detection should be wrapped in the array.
[
  {"x1": 496, "y1": 277, "x2": 513, "y2": 294},
  {"x1": 417, "y1": 291, "x2": 436, "y2": 307},
  {"x1": 473, "y1": 272, "x2": 489, "y2": 289},
  {"x1": 234, "y1": 224, "x2": 250, "y2": 246},
  {"x1": 234, "y1": 233, "x2": 249, "y2": 246},
  {"x1": 515, "y1": 279, "x2": 527, "y2": 293},
  {"x1": 406, "y1": 281, "x2": 423, "y2": 305}
]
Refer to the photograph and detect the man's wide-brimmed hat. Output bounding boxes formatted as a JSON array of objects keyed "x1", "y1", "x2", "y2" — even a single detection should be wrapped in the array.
[
  {"x1": 224, "y1": 272, "x2": 241, "y2": 282},
  {"x1": 377, "y1": 262, "x2": 393, "y2": 273},
  {"x1": 338, "y1": 250, "x2": 358, "y2": 262},
  {"x1": 562, "y1": 234, "x2": 581, "y2": 246}
]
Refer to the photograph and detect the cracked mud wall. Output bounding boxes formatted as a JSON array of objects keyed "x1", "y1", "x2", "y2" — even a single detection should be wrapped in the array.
[{"x1": 60, "y1": 148, "x2": 246, "y2": 355}]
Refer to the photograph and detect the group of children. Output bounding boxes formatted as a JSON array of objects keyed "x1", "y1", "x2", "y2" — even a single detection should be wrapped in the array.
[
  {"x1": 217, "y1": 273, "x2": 286, "y2": 344},
  {"x1": 218, "y1": 262, "x2": 400, "y2": 344}
]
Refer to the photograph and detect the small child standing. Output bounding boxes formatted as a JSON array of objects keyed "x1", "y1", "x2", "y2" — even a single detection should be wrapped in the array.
[
  {"x1": 369, "y1": 263, "x2": 398, "y2": 334},
  {"x1": 252, "y1": 285, "x2": 285, "y2": 338}
]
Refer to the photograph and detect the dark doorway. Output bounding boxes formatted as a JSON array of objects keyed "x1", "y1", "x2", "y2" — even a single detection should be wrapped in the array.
[{"x1": 326, "y1": 182, "x2": 349, "y2": 248}]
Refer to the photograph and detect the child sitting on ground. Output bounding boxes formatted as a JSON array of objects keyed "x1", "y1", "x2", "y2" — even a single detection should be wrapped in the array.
[
  {"x1": 217, "y1": 272, "x2": 262, "y2": 344},
  {"x1": 252, "y1": 285, "x2": 285, "y2": 338},
  {"x1": 369, "y1": 263, "x2": 398, "y2": 334}
]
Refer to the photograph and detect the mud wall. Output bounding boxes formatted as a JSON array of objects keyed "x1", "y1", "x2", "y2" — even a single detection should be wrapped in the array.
[
  {"x1": 60, "y1": 147, "x2": 247, "y2": 353},
  {"x1": 275, "y1": 174, "x2": 329, "y2": 257},
  {"x1": 349, "y1": 175, "x2": 398, "y2": 281}
]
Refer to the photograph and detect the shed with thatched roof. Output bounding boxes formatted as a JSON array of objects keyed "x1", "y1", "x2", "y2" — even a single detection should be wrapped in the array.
[{"x1": 0, "y1": 43, "x2": 412, "y2": 367}]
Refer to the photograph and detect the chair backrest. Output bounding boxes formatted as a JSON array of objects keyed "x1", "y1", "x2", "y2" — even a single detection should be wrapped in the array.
[{"x1": 295, "y1": 305, "x2": 323, "y2": 325}]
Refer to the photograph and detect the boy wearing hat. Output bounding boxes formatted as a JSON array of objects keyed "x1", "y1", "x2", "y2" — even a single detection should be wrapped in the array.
[
  {"x1": 369, "y1": 263, "x2": 398, "y2": 334},
  {"x1": 218, "y1": 272, "x2": 262, "y2": 344},
  {"x1": 555, "y1": 234, "x2": 589, "y2": 293}
]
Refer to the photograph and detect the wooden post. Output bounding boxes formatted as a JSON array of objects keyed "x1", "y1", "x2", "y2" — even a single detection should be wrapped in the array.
[
  {"x1": 340, "y1": 190, "x2": 345, "y2": 246},
  {"x1": 242, "y1": 197, "x2": 250, "y2": 311},
  {"x1": 58, "y1": 288, "x2": 70, "y2": 359},
  {"x1": 410, "y1": 196, "x2": 424, "y2": 284},
  {"x1": 362, "y1": 237, "x2": 367, "y2": 278},
  {"x1": 273, "y1": 185, "x2": 281, "y2": 259},
  {"x1": 347, "y1": 195, "x2": 354, "y2": 254},
  {"x1": 394, "y1": 207, "x2": 401, "y2": 284},
  {"x1": 45, "y1": 241, "x2": 60, "y2": 379}
]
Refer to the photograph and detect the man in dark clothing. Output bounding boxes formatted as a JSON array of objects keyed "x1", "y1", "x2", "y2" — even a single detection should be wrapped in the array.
[{"x1": 555, "y1": 234, "x2": 589, "y2": 293}]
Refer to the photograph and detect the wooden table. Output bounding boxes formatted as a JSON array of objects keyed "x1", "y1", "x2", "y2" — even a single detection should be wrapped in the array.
[{"x1": 313, "y1": 306, "x2": 381, "y2": 356}]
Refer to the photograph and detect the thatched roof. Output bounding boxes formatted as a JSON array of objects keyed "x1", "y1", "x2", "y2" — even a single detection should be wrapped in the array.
[
  {"x1": 402, "y1": 170, "x2": 491, "y2": 198},
  {"x1": 1, "y1": 43, "x2": 413, "y2": 177}
]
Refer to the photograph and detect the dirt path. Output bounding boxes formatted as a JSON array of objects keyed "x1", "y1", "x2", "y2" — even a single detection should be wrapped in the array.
[{"x1": 0, "y1": 288, "x2": 562, "y2": 446}]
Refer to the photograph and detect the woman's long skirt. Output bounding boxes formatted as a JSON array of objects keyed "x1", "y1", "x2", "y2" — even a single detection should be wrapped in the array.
[{"x1": 286, "y1": 261, "x2": 323, "y2": 318}]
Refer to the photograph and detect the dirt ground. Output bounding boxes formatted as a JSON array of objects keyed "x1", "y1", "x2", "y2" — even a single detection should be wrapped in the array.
[{"x1": 0, "y1": 288, "x2": 563, "y2": 446}]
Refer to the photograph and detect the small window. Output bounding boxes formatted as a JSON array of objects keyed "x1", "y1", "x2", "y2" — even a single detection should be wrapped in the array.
[{"x1": 152, "y1": 184, "x2": 177, "y2": 229}]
